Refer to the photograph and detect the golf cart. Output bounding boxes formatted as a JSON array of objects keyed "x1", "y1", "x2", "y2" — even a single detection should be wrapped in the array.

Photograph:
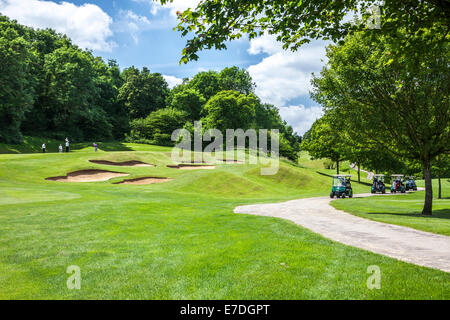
[
  {"x1": 330, "y1": 175, "x2": 353, "y2": 199},
  {"x1": 390, "y1": 174, "x2": 406, "y2": 193},
  {"x1": 405, "y1": 176, "x2": 418, "y2": 191},
  {"x1": 371, "y1": 174, "x2": 386, "y2": 194}
]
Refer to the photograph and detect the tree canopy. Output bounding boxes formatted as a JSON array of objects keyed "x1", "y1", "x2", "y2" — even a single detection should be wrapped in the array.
[
  {"x1": 311, "y1": 30, "x2": 449, "y2": 215},
  {"x1": 118, "y1": 67, "x2": 169, "y2": 120},
  {"x1": 159, "y1": 0, "x2": 450, "y2": 63},
  {"x1": 202, "y1": 90, "x2": 258, "y2": 132}
]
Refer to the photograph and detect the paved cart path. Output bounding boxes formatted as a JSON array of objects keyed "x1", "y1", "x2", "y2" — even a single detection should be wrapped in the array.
[{"x1": 234, "y1": 191, "x2": 450, "y2": 273}]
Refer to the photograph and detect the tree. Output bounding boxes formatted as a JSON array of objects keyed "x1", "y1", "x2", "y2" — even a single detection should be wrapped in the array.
[
  {"x1": 0, "y1": 23, "x2": 36, "y2": 143},
  {"x1": 433, "y1": 154, "x2": 450, "y2": 199},
  {"x1": 301, "y1": 113, "x2": 345, "y2": 174},
  {"x1": 202, "y1": 90, "x2": 257, "y2": 132},
  {"x1": 219, "y1": 67, "x2": 255, "y2": 95},
  {"x1": 42, "y1": 46, "x2": 112, "y2": 140},
  {"x1": 159, "y1": 0, "x2": 449, "y2": 63},
  {"x1": 311, "y1": 31, "x2": 449, "y2": 215},
  {"x1": 118, "y1": 67, "x2": 169, "y2": 120},
  {"x1": 127, "y1": 108, "x2": 189, "y2": 146},
  {"x1": 187, "y1": 71, "x2": 221, "y2": 101},
  {"x1": 171, "y1": 88, "x2": 206, "y2": 121},
  {"x1": 94, "y1": 59, "x2": 129, "y2": 139}
]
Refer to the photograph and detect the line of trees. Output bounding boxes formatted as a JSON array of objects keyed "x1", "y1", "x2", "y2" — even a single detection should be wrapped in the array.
[
  {"x1": 0, "y1": 14, "x2": 301, "y2": 160},
  {"x1": 301, "y1": 30, "x2": 449, "y2": 215}
]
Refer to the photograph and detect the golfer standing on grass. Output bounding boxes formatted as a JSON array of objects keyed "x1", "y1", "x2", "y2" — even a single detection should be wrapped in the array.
[
  {"x1": 59, "y1": 144, "x2": 63, "y2": 153},
  {"x1": 42, "y1": 143, "x2": 46, "y2": 153},
  {"x1": 65, "y1": 138, "x2": 70, "y2": 153}
]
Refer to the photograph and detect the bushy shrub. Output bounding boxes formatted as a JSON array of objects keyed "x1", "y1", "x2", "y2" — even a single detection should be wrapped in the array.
[{"x1": 127, "y1": 108, "x2": 188, "y2": 146}]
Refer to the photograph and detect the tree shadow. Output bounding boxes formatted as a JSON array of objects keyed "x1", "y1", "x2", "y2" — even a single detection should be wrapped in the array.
[
  {"x1": 364, "y1": 209, "x2": 450, "y2": 220},
  {"x1": 72, "y1": 142, "x2": 133, "y2": 152}
]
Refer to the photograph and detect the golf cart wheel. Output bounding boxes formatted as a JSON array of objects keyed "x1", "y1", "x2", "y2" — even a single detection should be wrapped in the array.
[
  {"x1": 330, "y1": 192, "x2": 335, "y2": 199},
  {"x1": 382, "y1": 190, "x2": 386, "y2": 194},
  {"x1": 341, "y1": 194, "x2": 346, "y2": 199}
]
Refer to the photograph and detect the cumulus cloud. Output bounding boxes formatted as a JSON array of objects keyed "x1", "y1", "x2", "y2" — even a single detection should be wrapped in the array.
[
  {"x1": 163, "y1": 75, "x2": 183, "y2": 88},
  {"x1": 278, "y1": 105, "x2": 324, "y2": 135},
  {"x1": 246, "y1": 33, "x2": 327, "y2": 134},
  {"x1": 247, "y1": 33, "x2": 328, "y2": 107},
  {"x1": 115, "y1": 10, "x2": 152, "y2": 44},
  {"x1": 0, "y1": 0, "x2": 115, "y2": 51},
  {"x1": 136, "y1": 0, "x2": 201, "y2": 16}
]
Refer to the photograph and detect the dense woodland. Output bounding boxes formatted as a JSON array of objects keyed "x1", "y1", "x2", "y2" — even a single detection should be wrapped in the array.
[{"x1": 0, "y1": 15, "x2": 301, "y2": 160}]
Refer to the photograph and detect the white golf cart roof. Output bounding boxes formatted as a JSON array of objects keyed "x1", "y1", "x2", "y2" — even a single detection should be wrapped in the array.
[
  {"x1": 374, "y1": 174, "x2": 385, "y2": 177},
  {"x1": 333, "y1": 175, "x2": 352, "y2": 178},
  {"x1": 392, "y1": 174, "x2": 404, "y2": 177}
]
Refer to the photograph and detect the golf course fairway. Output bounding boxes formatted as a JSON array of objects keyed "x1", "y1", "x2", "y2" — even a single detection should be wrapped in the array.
[{"x1": 0, "y1": 143, "x2": 449, "y2": 299}]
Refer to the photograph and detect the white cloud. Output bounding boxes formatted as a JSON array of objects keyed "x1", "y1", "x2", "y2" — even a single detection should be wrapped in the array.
[
  {"x1": 0, "y1": 0, "x2": 115, "y2": 51},
  {"x1": 278, "y1": 105, "x2": 324, "y2": 135},
  {"x1": 163, "y1": 75, "x2": 183, "y2": 88},
  {"x1": 115, "y1": 10, "x2": 151, "y2": 44},
  {"x1": 248, "y1": 34, "x2": 284, "y2": 55},
  {"x1": 247, "y1": 33, "x2": 328, "y2": 107},
  {"x1": 136, "y1": 0, "x2": 201, "y2": 17}
]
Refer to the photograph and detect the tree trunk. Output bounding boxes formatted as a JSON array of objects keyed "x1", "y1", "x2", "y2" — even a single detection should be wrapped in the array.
[
  {"x1": 422, "y1": 158, "x2": 433, "y2": 216},
  {"x1": 336, "y1": 159, "x2": 340, "y2": 175},
  {"x1": 357, "y1": 162, "x2": 361, "y2": 183},
  {"x1": 438, "y1": 174, "x2": 442, "y2": 199}
]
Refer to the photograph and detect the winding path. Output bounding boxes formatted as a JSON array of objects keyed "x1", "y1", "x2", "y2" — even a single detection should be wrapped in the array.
[
  {"x1": 350, "y1": 163, "x2": 374, "y2": 180},
  {"x1": 234, "y1": 191, "x2": 450, "y2": 273}
]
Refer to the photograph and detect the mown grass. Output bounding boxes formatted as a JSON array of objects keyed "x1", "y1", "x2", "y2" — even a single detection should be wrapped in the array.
[{"x1": 0, "y1": 142, "x2": 448, "y2": 299}]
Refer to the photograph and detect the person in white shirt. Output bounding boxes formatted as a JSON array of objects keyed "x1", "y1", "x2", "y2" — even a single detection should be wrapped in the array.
[
  {"x1": 65, "y1": 139, "x2": 70, "y2": 153},
  {"x1": 42, "y1": 143, "x2": 46, "y2": 153},
  {"x1": 59, "y1": 144, "x2": 63, "y2": 153}
]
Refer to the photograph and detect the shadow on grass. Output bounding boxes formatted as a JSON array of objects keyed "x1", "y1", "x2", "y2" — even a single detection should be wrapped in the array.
[
  {"x1": 72, "y1": 142, "x2": 133, "y2": 152},
  {"x1": 1, "y1": 139, "x2": 134, "y2": 154},
  {"x1": 364, "y1": 209, "x2": 450, "y2": 220},
  {"x1": 316, "y1": 171, "x2": 372, "y2": 186}
]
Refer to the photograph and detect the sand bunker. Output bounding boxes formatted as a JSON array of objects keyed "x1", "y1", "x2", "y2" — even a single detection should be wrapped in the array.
[
  {"x1": 89, "y1": 160, "x2": 154, "y2": 167},
  {"x1": 116, "y1": 177, "x2": 173, "y2": 185},
  {"x1": 46, "y1": 170, "x2": 129, "y2": 182},
  {"x1": 167, "y1": 164, "x2": 216, "y2": 170}
]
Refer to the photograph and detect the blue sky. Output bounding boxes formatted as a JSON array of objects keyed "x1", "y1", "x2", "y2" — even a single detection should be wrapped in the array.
[{"x1": 0, "y1": 0, "x2": 325, "y2": 134}]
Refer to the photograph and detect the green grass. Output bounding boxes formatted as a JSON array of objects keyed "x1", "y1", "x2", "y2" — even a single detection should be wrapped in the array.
[
  {"x1": 0, "y1": 142, "x2": 449, "y2": 299},
  {"x1": 331, "y1": 180, "x2": 450, "y2": 236}
]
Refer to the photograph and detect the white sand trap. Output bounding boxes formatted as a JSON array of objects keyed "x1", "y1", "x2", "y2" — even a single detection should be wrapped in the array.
[
  {"x1": 89, "y1": 160, "x2": 154, "y2": 167},
  {"x1": 168, "y1": 164, "x2": 216, "y2": 170},
  {"x1": 46, "y1": 170, "x2": 128, "y2": 182},
  {"x1": 116, "y1": 177, "x2": 173, "y2": 185}
]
